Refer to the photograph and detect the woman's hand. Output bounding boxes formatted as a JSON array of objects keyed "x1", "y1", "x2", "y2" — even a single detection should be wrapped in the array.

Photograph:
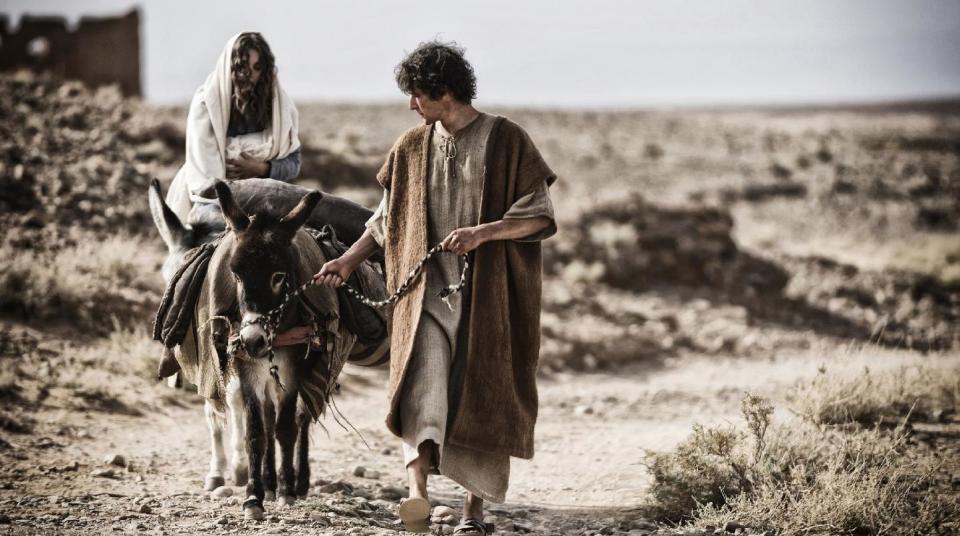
[
  {"x1": 313, "y1": 257, "x2": 356, "y2": 288},
  {"x1": 226, "y1": 152, "x2": 269, "y2": 180},
  {"x1": 275, "y1": 325, "x2": 313, "y2": 347},
  {"x1": 440, "y1": 226, "x2": 485, "y2": 255}
]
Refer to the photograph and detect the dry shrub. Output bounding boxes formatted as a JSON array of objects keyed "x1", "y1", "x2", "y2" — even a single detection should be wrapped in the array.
[
  {"x1": 789, "y1": 359, "x2": 960, "y2": 426},
  {"x1": 645, "y1": 423, "x2": 752, "y2": 521},
  {"x1": 646, "y1": 386, "x2": 959, "y2": 534},
  {"x1": 0, "y1": 234, "x2": 163, "y2": 334},
  {"x1": 60, "y1": 325, "x2": 170, "y2": 415},
  {"x1": 72, "y1": 324, "x2": 159, "y2": 381}
]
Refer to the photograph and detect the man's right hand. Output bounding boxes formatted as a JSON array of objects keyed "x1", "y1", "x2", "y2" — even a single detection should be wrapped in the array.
[{"x1": 314, "y1": 257, "x2": 355, "y2": 288}]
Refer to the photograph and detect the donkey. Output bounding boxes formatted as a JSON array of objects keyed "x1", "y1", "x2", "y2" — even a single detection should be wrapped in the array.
[
  {"x1": 151, "y1": 180, "x2": 255, "y2": 493},
  {"x1": 149, "y1": 179, "x2": 325, "y2": 519},
  {"x1": 210, "y1": 180, "x2": 322, "y2": 519}
]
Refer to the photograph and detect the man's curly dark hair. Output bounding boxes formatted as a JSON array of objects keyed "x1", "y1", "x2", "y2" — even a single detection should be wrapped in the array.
[{"x1": 395, "y1": 40, "x2": 477, "y2": 104}]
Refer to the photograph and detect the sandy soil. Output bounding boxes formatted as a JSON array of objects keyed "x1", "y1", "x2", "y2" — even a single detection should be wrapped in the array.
[{"x1": 3, "y1": 331, "x2": 955, "y2": 535}]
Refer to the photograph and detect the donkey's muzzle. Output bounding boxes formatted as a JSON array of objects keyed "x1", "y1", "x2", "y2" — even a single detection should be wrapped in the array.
[
  {"x1": 239, "y1": 315, "x2": 269, "y2": 358},
  {"x1": 241, "y1": 332, "x2": 268, "y2": 358}
]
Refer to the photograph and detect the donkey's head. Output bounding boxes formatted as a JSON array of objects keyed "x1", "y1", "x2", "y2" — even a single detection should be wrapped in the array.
[
  {"x1": 148, "y1": 179, "x2": 224, "y2": 282},
  {"x1": 214, "y1": 181, "x2": 322, "y2": 358}
]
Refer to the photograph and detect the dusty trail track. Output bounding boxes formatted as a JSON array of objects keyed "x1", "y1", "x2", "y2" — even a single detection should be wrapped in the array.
[{"x1": 4, "y1": 340, "x2": 956, "y2": 535}]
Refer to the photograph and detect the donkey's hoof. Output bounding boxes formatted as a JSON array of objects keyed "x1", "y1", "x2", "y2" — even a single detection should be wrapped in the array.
[
  {"x1": 264, "y1": 490, "x2": 276, "y2": 502},
  {"x1": 204, "y1": 475, "x2": 226, "y2": 492},
  {"x1": 278, "y1": 495, "x2": 296, "y2": 507},
  {"x1": 232, "y1": 466, "x2": 248, "y2": 485},
  {"x1": 243, "y1": 497, "x2": 265, "y2": 521},
  {"x1": 243, "y1": 505, "x2": 265, "y2": 521}
]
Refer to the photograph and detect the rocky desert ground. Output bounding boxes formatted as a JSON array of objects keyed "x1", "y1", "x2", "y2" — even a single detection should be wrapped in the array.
[{"x1": 1, "y1": 72, "x2": 958, "y2": 535}]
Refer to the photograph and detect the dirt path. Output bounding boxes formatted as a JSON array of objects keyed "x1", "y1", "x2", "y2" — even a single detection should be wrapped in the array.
[{"x1": 1, "y1": 345, "x2": 952, "y2": 535}]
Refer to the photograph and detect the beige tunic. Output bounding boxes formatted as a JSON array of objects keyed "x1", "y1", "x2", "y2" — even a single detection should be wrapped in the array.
[{"x1": 365, "y1": 113, "x2": 555, "y2": 502}]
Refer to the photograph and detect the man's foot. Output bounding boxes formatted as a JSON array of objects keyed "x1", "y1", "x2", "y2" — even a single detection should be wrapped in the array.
[
  {"x1": 398, "y1": 496, "x2": 430, "y2": 533},
  {"x1": 453, "y1": 519, "x2": 493, "y2": 535}
]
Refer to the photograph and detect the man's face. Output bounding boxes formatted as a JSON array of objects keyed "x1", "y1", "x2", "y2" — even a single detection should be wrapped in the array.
[{"x1": 409, "y1": 88, "x2": 444, "y2": 124}]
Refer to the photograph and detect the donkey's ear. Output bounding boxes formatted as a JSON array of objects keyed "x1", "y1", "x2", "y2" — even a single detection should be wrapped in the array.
[
  {"x1": 148, "y1": 178, "x2": 188, "y2": 251},
  {"x1": 214, "y1": 181, "x2": 249, "y2": 232},
  {"x1": 277, "y1": 190, "x2": 322, "y2": 238}
]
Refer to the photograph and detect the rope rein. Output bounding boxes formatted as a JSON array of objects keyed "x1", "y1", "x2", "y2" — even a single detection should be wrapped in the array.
[
  {"x1": 338, "y1": 242, "x2": 469, "y2": 311},
  {"x1": 226, "y1": 241, "x2": 470, "y2": 390}
]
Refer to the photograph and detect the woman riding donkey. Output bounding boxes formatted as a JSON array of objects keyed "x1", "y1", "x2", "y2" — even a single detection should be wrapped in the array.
[{"x1": 158, "y1": 32, "x2": 311, "y2": 379}]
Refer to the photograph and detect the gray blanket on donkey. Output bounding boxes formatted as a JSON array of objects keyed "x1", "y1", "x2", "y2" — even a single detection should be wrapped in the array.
[{"x1": 192, "y1": 178, "x2": 383, "y2": 262}]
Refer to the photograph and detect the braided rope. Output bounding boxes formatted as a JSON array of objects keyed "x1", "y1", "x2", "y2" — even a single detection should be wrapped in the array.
[{"x1": 338, "y1": 243, "x2": 469, "y2": 311}]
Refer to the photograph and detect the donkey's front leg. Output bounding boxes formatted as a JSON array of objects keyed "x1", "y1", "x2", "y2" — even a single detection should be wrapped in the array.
[
  {"x1": 226, "y1": 378, "x2": 248, "y2": 485},
  {"x1": 262, "y1": 399, "x2": 277, "y2": 502},
  {"x1": 275, "y1": 393, "x2": 299, "y2": 505},
  {"x1": 242, "y1": 388, "x2": 266, "y2": 521},
  {"x1": 203, "y1": 400, "x2": 227, "y2": 491},
  {"x1": 294, "y1": 409, "x2": 311, "y2": 499}
]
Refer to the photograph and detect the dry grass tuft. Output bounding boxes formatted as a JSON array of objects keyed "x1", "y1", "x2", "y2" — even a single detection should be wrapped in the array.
[
  {"x1": 0, "y1": 234, "x2": 163, "y2": 334},
  {"x1": 789, "y1": 358, "x2": 960, "y2": 426},
  {"x1": 645, "y1": 361, "x2": 960, "y2": 534}
]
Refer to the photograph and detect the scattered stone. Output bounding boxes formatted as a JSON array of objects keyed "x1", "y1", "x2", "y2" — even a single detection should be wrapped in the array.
[
  {"x1": 353, "y1": 465, "x2": 366, "y2": 477},
  {"x1": 433, "y1": 505, "x2": 457, "y2": 517},
  {"x1": 318, "y1": 481, "x2": 354, "y2": 494},
  {"x1": 137, "y1": 503, "x2": 152, "y2": 514},
  {"x1": 211, "y1": 486, "x2": 234, "y2": 498},
  {"x1": 723, "y1": 521, "x2": 746, "y2": 533},
  {"x1": 103, "y1": 453, "x2": 126, "y2": 467},
  {"x1": 60, "y1": 461, "x2": 80, "y2": 472},
  {"x1": 124, "y1": 521, "x2": 146, "y2": 533},
  {"x1": 380, "y1": 447, "x2": 393, "y2": 455},
  {"x1": 375, "y1": 486, "x2": 406, "y2": 501},
  {"x1": 363, "y1": 469, "x2": 381, "y2": 479},
  {"x1": 215, "y1": 516, "x2": 229, "y2": 525},
  {"x1": 90, "y1": 468, "x2": 116, "y2": 479}
]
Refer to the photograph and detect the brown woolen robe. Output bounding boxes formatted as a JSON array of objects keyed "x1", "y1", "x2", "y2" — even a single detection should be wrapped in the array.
[{"x1": 377, "y1": 117, "x2": 557, "y2": 459}]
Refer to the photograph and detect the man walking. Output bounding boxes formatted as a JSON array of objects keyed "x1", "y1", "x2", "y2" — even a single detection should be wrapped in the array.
[{"x1": 314, "y1": 41, "x2": 557, "y2": 535}]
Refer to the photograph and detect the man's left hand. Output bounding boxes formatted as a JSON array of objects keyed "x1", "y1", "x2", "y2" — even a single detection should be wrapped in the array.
[
  {"x1": 440, "y1": 226, "x2": 484, "y2": 255},
  {"x1": 226, "y1": 152, "x2": 269, "y2": 180}
]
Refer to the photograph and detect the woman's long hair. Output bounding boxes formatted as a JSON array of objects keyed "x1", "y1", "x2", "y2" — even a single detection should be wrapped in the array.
[{"x1": 231, "y1": 32, "x2": 276, "y2": 130}]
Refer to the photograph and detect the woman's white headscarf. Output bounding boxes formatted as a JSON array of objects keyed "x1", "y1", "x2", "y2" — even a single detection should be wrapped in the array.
[{"x1": 166, "y1": 33, "x2": 300, "y2": 222}]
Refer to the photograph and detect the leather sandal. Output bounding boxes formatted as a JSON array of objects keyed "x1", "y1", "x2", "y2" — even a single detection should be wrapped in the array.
[{"x1": 453, "y1": 518, "x2": 493, "y2": 535}]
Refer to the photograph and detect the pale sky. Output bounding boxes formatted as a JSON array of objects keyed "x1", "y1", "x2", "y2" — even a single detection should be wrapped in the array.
[{"x1": 2, "y1": 0, "x2": 959, "y2": 108}]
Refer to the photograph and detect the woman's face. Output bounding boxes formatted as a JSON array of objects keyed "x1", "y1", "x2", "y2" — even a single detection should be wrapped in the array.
[{"x1": 237, "y1": 48, "x2": 262, "y2": 86}]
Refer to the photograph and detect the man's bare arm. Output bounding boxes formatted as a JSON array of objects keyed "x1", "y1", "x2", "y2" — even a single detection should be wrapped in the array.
[{"x1": 440, "y1": 216, "x2": 552, "y2": 255}]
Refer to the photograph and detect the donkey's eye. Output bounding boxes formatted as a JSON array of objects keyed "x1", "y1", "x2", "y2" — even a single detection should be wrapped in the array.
[{"x1": 271, "y1": 272, "x2": 287, "y2": 293}]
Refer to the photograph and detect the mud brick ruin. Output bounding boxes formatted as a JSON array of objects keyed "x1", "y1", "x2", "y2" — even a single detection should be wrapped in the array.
[{"x1": 0, "y1": 9, "x2": 140, "y2": 96}]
